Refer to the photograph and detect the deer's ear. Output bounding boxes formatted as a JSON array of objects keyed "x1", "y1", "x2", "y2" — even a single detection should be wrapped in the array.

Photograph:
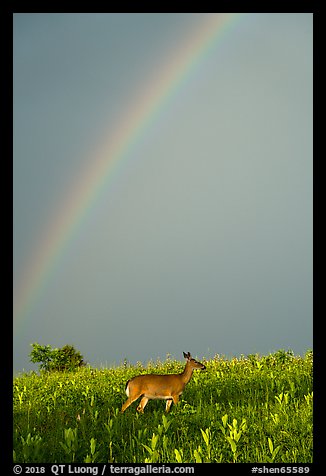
[{"x1": 183, "y1": 352, "x2": 191, "y2": 360}]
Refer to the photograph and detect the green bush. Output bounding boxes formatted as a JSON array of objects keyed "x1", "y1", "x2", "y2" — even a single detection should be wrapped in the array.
[{"x1": 30, "y1": 343, "x2": 85, "y2": 372}]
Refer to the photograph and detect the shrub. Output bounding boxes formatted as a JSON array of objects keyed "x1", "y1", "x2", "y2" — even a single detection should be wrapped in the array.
[{"x1": 30, "y1": 343, "x2": 85, "y2": 372}]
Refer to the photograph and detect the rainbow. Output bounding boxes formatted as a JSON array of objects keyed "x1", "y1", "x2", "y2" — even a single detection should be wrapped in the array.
[{"x1": 14, "y1": 13, "x2": 242, "y2": 331}]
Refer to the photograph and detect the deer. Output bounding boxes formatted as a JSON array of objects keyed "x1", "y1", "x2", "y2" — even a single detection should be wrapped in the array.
[{"x1": 121, "y1": 351, "x2": 206, "y2": 413}]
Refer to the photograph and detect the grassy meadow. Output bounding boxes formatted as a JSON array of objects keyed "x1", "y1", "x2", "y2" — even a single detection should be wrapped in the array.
[{"x1": 13, "y1": 350, "x2": 313, "y2": 463}]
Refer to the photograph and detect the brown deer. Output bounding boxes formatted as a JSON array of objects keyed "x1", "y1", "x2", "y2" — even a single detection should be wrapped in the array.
[{"x1": 121, "y1": 352, "x2": 206, "y2": 413}]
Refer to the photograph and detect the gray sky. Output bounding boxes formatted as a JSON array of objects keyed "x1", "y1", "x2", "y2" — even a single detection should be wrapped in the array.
[{"x1": 13, "y1": 13, "x2": 313, "y2": 372}]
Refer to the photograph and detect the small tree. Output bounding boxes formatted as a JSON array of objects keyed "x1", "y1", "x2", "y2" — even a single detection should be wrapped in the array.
[{"x1": 30, "y1": 343, "x2": 85, "y2": 372}]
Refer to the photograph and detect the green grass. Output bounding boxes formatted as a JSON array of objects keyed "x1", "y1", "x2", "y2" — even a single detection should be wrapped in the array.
[{"x1": 13, "y1": 350, "x2": 313, "y2": 463}]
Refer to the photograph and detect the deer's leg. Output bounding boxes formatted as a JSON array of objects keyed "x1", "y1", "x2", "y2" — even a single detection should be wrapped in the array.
[
  {"x1": 137, "y1": 397, "x2": 149, "y2": 413},
  {"x1": 172, "y1": 395, "x2": 179, "y2": 406},
  {"x1": 165, "y1": 399, "x2": 173, "y2": 413},
  {"x1": 121, "y1": 395, "x2": 139, "y2": 413}
]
